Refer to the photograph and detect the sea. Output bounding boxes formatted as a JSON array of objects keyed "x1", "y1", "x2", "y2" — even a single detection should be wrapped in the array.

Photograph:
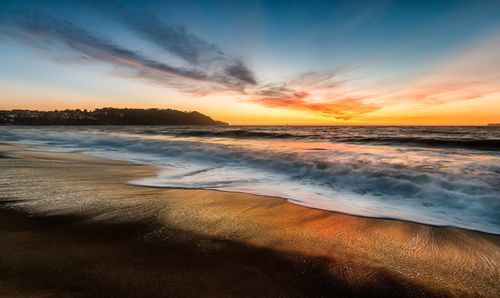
[{"x1": 1, "y1": 125, "x2": 499, "y2": 234}]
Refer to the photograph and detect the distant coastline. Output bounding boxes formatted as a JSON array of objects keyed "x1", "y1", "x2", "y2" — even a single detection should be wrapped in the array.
[
  {"x1": 487, "y1": 123, "x2": 500, "y2": 126},
  {"x1": 0, "y1": 108, "x2": 228, "y2": 126}
]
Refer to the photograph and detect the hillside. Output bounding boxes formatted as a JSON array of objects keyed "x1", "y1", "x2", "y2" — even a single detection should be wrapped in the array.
[{"x1": 0, "y1": 108, "x2": 228, "y2": 125}]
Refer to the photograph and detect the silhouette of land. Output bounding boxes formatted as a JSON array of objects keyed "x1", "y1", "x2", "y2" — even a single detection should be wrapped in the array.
[{"x1": 0, "y1": 108, "x2": 227, "y2": 125}]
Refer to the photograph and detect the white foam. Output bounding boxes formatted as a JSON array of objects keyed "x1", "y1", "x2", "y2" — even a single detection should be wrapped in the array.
[{"x1": 1, "y1": 126, "x2": 499, "y2": 234}]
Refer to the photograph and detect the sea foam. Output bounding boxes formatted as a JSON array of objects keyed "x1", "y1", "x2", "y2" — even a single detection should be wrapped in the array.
[{"x1": 1, "y1": 126, "x2": 499, "y2": 234}]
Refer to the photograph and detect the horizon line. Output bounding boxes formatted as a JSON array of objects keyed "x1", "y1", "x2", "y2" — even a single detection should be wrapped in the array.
[{"x1": 1, "y1": 107, "x2": 498, "y2": 126}]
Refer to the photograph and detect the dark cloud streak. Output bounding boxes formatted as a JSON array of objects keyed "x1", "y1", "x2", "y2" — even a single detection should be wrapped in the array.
[{"x1": 93, "y1": 1, "x2": 257, "y2": 85}]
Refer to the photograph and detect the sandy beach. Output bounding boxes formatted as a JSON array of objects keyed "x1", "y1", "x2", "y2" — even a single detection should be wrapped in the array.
[{"x1": 0, "y1": 143, "x2": 499, "y2": 297}]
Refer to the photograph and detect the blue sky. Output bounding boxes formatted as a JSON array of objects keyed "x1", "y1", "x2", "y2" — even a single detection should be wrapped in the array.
[{"x1": 1, "y1": 0, "x2": 500, "y2": 124}]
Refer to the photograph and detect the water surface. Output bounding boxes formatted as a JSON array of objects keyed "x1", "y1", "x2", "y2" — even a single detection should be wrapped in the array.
[{"x1": 1, "y1": 125, "x2": 499, "y2": 234}]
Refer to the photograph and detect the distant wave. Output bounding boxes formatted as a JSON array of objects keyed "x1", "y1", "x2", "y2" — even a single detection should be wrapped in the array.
[
  {"x1": 174, "y1": 129, "x2": 298, "y2": 139},
  {"x1": 334, "y1": 137, "x2": 500, "y2": 150},
  {"x1": 135, "y1": 127, "x2": 500, "y2": 151}
]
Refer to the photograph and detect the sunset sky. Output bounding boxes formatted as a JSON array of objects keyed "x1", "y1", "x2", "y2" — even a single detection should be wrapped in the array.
[{"x1": 1, "y1": 0, "x2": 499, "y2": 125}]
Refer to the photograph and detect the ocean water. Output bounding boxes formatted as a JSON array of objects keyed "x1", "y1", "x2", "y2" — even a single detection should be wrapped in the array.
[{"x1": 0, "y1": 126, "x2": 499, "y2": 234}]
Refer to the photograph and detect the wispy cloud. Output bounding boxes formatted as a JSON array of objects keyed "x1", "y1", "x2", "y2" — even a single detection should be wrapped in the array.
[
  {"x1": 103, "y1": 4, "x2": 257, "y2": 86},
  {"x1": 248, "y1": 69, "x2": 379, "y2": 120},
  {"x1": 376, "y1": 35, "x2": 500, "y2": 107},
  {"x1": 0, "y1": 10, "x2": 256, "y2": 94},
  {"x1": 253, "y1": 94, "x2": 378, "y2": 120}
]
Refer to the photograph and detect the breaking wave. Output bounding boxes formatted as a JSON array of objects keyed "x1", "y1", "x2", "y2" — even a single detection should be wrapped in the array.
[{"x1": 0, "y1": 126, "x2": 499, "y2": 234}]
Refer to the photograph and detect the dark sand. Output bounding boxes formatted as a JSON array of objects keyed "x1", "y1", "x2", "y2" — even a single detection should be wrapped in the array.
[{"x1": 0, "y1": 143, "x2": 499, "y2": 297}]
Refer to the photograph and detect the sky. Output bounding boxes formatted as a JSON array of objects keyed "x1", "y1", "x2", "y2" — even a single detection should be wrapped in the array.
[{"x1": 0, "y1": 0, "x2": 499, "y2": 125}]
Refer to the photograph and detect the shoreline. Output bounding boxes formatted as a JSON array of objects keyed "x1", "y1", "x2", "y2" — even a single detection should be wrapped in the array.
[
  {"x1": 0, "y1": 143, "x2": 499, "y2": 297},
  {"x1": 130, "y1": 183, "x2": 500, "y2": 237}
]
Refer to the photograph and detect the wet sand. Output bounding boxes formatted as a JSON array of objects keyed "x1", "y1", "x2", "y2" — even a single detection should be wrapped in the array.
[{"x1": 0, "y1": 143, "x2": 499, "y2": 297}]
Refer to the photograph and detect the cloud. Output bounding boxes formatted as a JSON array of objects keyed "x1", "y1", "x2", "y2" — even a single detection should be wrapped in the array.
[
  {"x1": 250, "y1": 71, "x2": 379, "y2": 120},
  {"x1": 114, "y1": 10, "x2": 257, "y2": 85},
  {"x1": 248, "y1": 33, "x2": 500, "y2": 121},
  {"x1": 0, "y1": 7, "x2": 377, "y2": 120},
  {"x1": 377, "y1": 35, "x2": 500, "y2": 107},
  {"x1": 253, "y1": 94, "x2": 378, "y2": 120},
  {"x1": 0, "y1": 10, "x2": 256, "y2": 94},
  {"x1": 95, "y1": 2, "x2": 257, "y2": 86}
]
